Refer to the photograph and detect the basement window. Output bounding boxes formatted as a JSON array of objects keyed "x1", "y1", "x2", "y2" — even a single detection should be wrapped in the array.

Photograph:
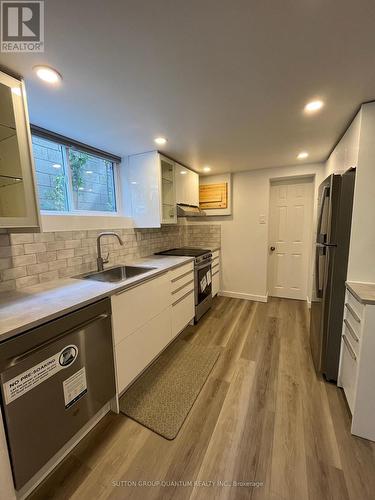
[{"x1": 31, "y1": 129, "x2": 120, "y2": 214}]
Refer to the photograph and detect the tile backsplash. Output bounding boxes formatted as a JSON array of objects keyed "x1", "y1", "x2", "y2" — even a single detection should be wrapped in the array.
[
  {"x1": 0, "y1": 223, "x2": 221, "y2": 291},
  {"x1": 181, "y1": 224, "x2": 221, "y2": 249}
]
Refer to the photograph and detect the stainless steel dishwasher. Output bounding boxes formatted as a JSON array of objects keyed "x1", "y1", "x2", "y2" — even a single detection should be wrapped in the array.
[{"x1": 0, "y1": 298, "x2": 116, "y2": 490}]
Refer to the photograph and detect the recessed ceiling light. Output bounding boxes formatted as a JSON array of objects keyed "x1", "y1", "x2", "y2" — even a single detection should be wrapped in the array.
[
  {"x1": 11, "y1": 87, "x2": 21, "y2": 96},
  {"x1": 180, "y1": 171, "x2": 187, "y2": 175},
  {"x1": 304, "y1": 100, "x2": 324, "y2": 113},
  {"x1": 203, "y1": 166, "x2": 211, "y2": 172},
  {"x1": 33, "y1": 65, "x2": 62, "y2": 84},
  {"x1": 297, "y1": 151, "x2": 309, "y2": 160},
  {"x1": 154, "y1": 137, "x2": 167, "y2": 145},
  {"x1": 52, "y1": 163, "x2": 61, "y2": 169}
]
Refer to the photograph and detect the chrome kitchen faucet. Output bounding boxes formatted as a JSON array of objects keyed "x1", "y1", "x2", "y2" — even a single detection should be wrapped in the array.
[{"x1": 96, "y1": 232, "x2": 124, "y2": 271}]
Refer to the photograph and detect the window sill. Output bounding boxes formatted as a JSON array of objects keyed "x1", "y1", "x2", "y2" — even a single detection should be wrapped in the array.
[{"x1": 41, "y1": 213, "x2": 133, "y2": 232}]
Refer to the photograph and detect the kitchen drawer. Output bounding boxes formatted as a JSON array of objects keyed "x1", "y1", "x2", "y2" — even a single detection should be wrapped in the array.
[
  {"x1": 111, "y1": 273, "x2": 170, "y2": 344},
  {"x1": 115, "y1": 307, "x2": 171, "y2": 393},
  {"x1": 171, "y1": 290, "x2": 195, "y2": 338},
  {"x1": 344, "y1": 302, "x2": 362, "y2": 337},
  {"x1": 343, "y1": 319, "x2": 360, "y2": 356},
  {"x1": 171, "y1": 277, "x2": 194, "y2": 303},
  {"x1": 171, "y1": 269, "x2": 194, "y2": 293},
  {"x1": 212, "y1": 269, "x2": 220, "y2": 297},
  {"x1": 346, "y1": 289, "x2": 364, "y2": 321},
  {"x1": 340, "y1": 334, "x2": 358, "y2": 413},
  {"x1": 169, "y1": 261, "x2": 194, "y2": 282},
  {"x1": 212, "y1": 262, "x2": 220, "y2": 273},
  {"x1": 212, "y1": 250, "x2": 220, "y2": 260}
]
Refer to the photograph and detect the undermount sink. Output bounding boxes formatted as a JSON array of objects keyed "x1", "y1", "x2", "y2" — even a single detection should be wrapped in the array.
[{"x1": 76, "y1": 265, "x2": 156, "y2": 283}]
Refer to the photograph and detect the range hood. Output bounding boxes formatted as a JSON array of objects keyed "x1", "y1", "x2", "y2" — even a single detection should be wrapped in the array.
[{"x1": 177, "y1": 204, "x2": 206, "y2": 217}]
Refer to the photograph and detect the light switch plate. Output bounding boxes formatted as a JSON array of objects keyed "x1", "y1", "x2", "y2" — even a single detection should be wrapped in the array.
[{"x1": 259, "y1": 214, "x2": 266, "y2": 224}]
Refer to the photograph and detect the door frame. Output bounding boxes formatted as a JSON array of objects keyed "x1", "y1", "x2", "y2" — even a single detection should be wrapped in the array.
[{"x1": 266, "y1": 174, "x2": 316, "y2": 302}]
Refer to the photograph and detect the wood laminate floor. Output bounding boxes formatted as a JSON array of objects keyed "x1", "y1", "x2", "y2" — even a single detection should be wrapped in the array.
[{"x1": 30, "y1": 297, "x2": 375, "y2": 500}]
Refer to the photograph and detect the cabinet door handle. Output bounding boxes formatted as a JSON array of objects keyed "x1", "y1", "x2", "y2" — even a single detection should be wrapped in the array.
[
  {"x1": 342, "y1": 334, "x2": 357, "y2": 361},
  {"x1": 172, "y1": 289, "x2": 194, "y2": 307},
  {"x1": 114, "y1": 271, "x2": 167, "y2": 295},
  {"x1": 171, "y1": 279, "x2": 194, "y2": 295},
  {"x1": 344, "y1": 319, "x2": 359, "y2": 342},
  {"x1": 171, "y1": 270, "x2": 194, "y2": 283},
  {"x1": 345, "y1": 302, "x2": 361, "y2": 323}
]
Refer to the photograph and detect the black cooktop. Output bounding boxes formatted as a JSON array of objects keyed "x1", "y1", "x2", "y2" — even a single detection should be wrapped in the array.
[{"x1": 156, "y1": 247, "x2": 211, "y2": 257}]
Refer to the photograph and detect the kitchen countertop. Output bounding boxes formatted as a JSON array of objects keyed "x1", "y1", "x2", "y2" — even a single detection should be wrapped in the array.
[
  {"x1": 346, "y1": 281, "x2": 375, "y2": 305},
  {"x1": 0, "y1": 255, "x2": 193, "y2": 342}
]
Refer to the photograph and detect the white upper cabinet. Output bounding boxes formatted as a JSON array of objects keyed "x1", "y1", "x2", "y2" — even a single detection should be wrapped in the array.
[
  {"x1": 160, "y1": 156, "x2": 177, "y2": 224},
  {"x1": 127, "y1": 151, "x2": 176, "y2": 228},
  {"x1": 175, "y1": 164, "x2": 199, "y2": 206},
  {"x1": 0, "y1": 71, "x2": 40, "y2": 230},
  {"x1": 326, "y1": 111, "x2": 361, "y2": 176}
]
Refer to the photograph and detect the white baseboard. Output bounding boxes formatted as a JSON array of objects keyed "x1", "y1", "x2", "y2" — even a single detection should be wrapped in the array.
[{"x1": 219, "y1": 290, "x2": 268, "y2": 303}]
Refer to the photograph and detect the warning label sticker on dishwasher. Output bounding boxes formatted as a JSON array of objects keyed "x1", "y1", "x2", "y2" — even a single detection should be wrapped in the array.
[
  {"x1": 63, "y1": 367, "x2": 87, "y2": 409},
  {"x1": 2, "y1": 345, "x2": 79, "y2": 405}
]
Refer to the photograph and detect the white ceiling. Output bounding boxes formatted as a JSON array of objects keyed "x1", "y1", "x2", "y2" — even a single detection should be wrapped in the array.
[{"x1": 1, "y1": 0, "x2": 375, "y2": 174}]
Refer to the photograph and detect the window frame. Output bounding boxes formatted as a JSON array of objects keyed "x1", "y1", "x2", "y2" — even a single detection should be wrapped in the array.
[{"x1": 31, "y1": 126, "x2": 122, "y2": 217}]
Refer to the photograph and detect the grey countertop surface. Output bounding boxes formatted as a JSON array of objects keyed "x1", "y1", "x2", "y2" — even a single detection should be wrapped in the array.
[
  {"x1": 0, "y1": 255, "x2": 194, "y2": 341},
  {"x1": 346, "y1": 281, "x2": 375, "y2": 305}
]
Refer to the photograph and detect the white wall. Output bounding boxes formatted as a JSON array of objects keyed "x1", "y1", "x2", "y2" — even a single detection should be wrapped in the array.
[
  {"x1": 192, "y1": 162, "x2": 324, "y2": 301},
  {"x1": 347, "y1": 103, "x2": 375, "y2": 283}
]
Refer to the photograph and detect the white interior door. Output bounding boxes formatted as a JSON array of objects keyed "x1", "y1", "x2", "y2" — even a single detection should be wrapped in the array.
[{"x1": 268, "y1": 177, "x2": 314, "y2": 300}]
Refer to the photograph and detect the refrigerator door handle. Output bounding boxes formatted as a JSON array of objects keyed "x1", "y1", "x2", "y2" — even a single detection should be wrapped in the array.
[
  {"x1": 315, "y1": 245, "x2": 326, "y2": 298},
  {"x1": 317, "y1": 185, "x2": 330, "y2": 244},
  {"x1": 315, "y1": 247, "x2": 320, "y2": 298}
]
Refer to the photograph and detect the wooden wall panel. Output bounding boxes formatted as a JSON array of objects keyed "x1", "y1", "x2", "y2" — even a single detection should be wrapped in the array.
[{"x1": 199, "y1": 183, "x2": 228, "y2": 209}]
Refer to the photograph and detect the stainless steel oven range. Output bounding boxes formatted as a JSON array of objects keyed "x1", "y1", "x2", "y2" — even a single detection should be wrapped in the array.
[{"x1": 155, "y1": 248, "x2": 213, "y2": 322}]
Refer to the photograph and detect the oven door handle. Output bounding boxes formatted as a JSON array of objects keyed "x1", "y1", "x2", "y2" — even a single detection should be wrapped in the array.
[{"x1": 195, "y1": 260, "x2": 212, "y2": 271}]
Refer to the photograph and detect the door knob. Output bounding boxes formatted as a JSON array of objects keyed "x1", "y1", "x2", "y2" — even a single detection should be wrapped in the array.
[{"x1": 270, "y1": 246, "x2": 275, "y2": 251}]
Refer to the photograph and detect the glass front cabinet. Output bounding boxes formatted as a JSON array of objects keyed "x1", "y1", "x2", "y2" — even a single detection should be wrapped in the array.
[
  {"x1": 127, "y1": 151, "x2": 177, "y2": 228},
  {"x1": 160, "y1": 155, "x2": 176, "y2": 224},
  {"x1": 0, "y1": 71, "x2": 40, "y2": 230}
]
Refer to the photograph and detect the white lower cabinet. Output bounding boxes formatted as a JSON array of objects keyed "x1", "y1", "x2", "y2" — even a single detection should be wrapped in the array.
[
  {"x1": 212, "y1": 271, "x2": 220, "y2": 297},
  {"x1": 115, "y1": 307, "x2": 171, "y2": 393},
  {"x1": 211, "y1": 250, "x2": 221, "y2": 297},
  {"x1": 111, "y1": 273, "x2": 170, "y2": 345},
  {"x1": 172, "y1": 290, "x2": 195, "y2": 339},
  {"x1": 338, "y1": 286, "x2": 375, "y2": 441},
  {"x1": 339, "y1": 334, "x2": 357, "y2": 413},
  {"x1": 112, "y1": 262, "x2": 195, "y2": 394},
  {"x1": 170, "y1": 263, "x2": 195, "y2": 338}
]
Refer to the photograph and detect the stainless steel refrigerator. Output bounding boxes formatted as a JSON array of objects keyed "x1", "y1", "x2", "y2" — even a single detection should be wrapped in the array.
[{"x1": 310, "y1": 169, "x2": 356, "y2": 382}]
